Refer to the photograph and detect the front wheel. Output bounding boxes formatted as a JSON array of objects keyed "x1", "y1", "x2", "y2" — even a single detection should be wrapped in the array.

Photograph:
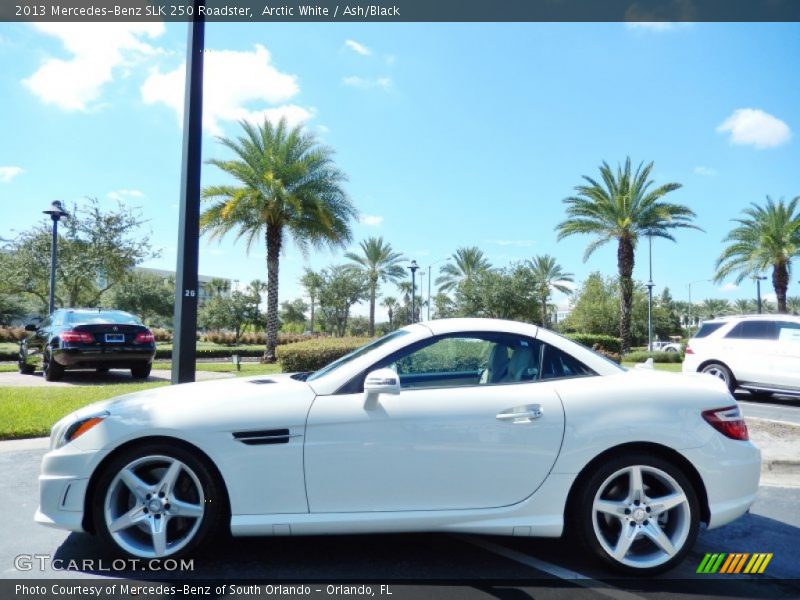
[
  {"x1": 131, "y1": 363, "x2": 152, "y2": 379},
  {"x1": 574, "y1": 454, "x2": 700, "y2": 575},
  {"x1": 93, "y1": 443, "x2": 225, "y2": 559},
  {"x1": 700, "y1": 362, "x2": 736, "y2": 393}
]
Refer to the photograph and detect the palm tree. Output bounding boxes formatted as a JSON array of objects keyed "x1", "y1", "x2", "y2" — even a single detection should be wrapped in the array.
[
  {"x1": 300, "y1": 269, "x2": 324, "y2": 333},
  {"x1": 733, "y1": 298, "x2": 756, "y2": 315},
  {"x1": 435, "y1": 247, "x2": 491, "y2": 293},
  {"x1": 787, "y1": 296, "x2": 800, "y2": 316},
  {"x1": 714, "y1": 197, "x2": 800, "y2": 313},
  {"x1": 201, "y1": 118, "x2": 356, "y2": 361},
  {"x1": 699, "y1": 298, "x2": 731, "y2": 319},
  {"x1": 345, "y1": 237, "x2": 406, "y2": 336},
  {"x1": 526, "y1": 254, "x2": 574, "y2": 326},
  {"x1": 207, "y1": 277, "x2": 230, "y2": 297},
  {"x1": 556, "y1": 158, "x2": 699, "y2": 352},
  {"x1": 381, "y1": 295, "x2": 398, "y2": 329}
]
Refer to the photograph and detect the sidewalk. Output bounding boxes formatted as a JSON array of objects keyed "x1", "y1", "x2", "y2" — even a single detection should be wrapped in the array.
[{"x1": 749, "y1": 417, "x2": 800, "y2": 487}]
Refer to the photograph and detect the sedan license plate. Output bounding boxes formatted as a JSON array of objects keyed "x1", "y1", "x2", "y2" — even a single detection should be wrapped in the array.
[{"x1": 105, "y1": 333, "x2": 125, "y2": 343}]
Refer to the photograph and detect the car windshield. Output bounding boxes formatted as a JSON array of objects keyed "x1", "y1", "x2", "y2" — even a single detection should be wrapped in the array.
[
  {"x1": 694, "y1": 322, "x2": 725, "y2": 338},
  {"x1": 66, "y1": 310, "x2": 142, "y2": 325},
  {"x1": 306, "y1": 330, "x2": 410, "y2": 381}
]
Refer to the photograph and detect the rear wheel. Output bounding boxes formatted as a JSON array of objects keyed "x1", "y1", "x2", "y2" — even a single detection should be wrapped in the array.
[
  {"x1": 93, "y1": 442, "x2": 225, "y2": 559},
  {"x1": 574, "y1": 454, "x2": 700, "y2": 575},
  {"x1": 700, "y1": 362, "x2": 736, "y2": 392},
  {"x1": 131, "y1": 363, "x2": 152, "y2": 379},
  {"x1": 43, "y1": 351, "x2": 64, "y2": 382}
]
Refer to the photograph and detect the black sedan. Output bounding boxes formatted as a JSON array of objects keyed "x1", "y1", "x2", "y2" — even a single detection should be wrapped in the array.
[{"x1": 19, "y1": 308, "x2": 156, "y2": 381}]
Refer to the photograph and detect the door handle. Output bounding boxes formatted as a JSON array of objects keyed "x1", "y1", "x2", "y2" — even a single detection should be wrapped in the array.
[{"x1": 496, "y1": 405, "x2": 542, "y2": 423}]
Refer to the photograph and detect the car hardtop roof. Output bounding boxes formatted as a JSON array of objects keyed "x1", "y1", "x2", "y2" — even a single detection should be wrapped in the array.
[
  {"x1": 702, "y1": 314, "x2": 800, "y2": 324},
  {"x1": 417, "y1": 317, "x2": 540, "y2": 337}
]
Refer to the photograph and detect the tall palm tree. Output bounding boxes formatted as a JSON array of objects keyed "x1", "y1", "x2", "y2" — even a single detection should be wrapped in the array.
[
  {"x1": 435, "y1": 246, "x2": 491, "y2": 293},
  {"x1": 526, "y1": 254, "x2": 574, "y2": 326},
  {"x1": 300, "y1": 268, "x2": 324, "y2": 333},
  {"x1": 714, "y1": 197, "x2": 800, "y2": 313},
  {"x1": 556, "y1": 158, "x2": 699, "y2": 352},
  {"x1": 345, "y1": 237, "x2": 406, "y2": 336},
  {"x1": 207, "y1": 277, "x2": 230, "y2": 297},
  {"x1": 201, "y1": 118, "x2": 356, "y2": 361},
  {"x1": 381, "y1": 295, "x2": 398, "y2": 329}
]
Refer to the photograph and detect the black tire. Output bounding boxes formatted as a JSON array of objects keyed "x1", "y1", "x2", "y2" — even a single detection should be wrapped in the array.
[
  {"x1": 131, "y1": 363, "x2": 152, "y2": 379},
  {"x1": 573, "y1": 453, "x2": 700, "y2": 576},
  {"x1": 18, "y1": 360, "x2": 35, "y2": 375},
  {"x1": 43, "y1": 351, "x2": 64, "y2": 382},
  {"x1": 92, "y1": 441, "x2": 226, "y2": 559},
  {"x1": 749, "y1": 390, "x2": 774, "y2": 401},
  {"x1": 700, "y1": 362, "x2": 736, "y2": 393}
]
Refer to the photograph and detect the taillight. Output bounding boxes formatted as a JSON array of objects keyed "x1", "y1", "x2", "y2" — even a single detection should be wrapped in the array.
[
  {"x1": 134, "y1": 330, "x2": 155, "y2": 344},
  {"x1": 685, "y1": 345, "x2": 694, "y2": 354},
  {"x1": 60, "y1": 330, "x2": 95, "y2": 343},
  {"x1": 702, "y1": 406, "x2": 749, "y2": 441}
]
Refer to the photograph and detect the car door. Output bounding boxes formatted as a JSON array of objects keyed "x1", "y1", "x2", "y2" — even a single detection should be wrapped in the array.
[
  {"x1": 720, "y1": 320, "x2": 776, "y2": 384},
  {"x1": 771, "y1": 321, "x2": 800, "y2": 389},
  {"x1": 303, "y1": 332, "x2": 565, "y2": 513}
]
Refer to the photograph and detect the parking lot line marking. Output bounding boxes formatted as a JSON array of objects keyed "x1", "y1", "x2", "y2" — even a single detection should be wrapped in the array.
[{"x1": 456, "y1": 535, "x2": 646, "y2": 600}]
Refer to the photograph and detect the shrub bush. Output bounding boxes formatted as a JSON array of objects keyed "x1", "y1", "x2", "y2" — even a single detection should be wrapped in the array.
[
  {"x1": 151, "y1": 328, "x2": 172, "y2": 342},
  {"x1": 566, "y1": 333, "x2": 622, "y2": 354},
  {"x1": 590, "y1": 345, "x2": 621, "y2": 364},
  {"x1": 277, "y1": 337, "x2": 373, "y2": 372},
  {"x1": 0, "y1": 327, "x2": 27, "y2": 343},
  {"x1": 622, "y1": 350, "x2": 684, "y2": 364},
  {"x1": 200, "y1": 331, "x2": 310, "y2": 346}
]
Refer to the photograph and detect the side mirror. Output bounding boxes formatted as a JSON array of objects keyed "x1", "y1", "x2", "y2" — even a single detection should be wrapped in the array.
[
  {"x1": 24, "y1": 323, "x2": 37, "y2": 332},
  {"x1": 363, "y1": 368, "x2": 400, "y2": 409}
]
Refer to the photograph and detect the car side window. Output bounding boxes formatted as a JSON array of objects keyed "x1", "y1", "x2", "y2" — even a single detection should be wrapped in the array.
[
  {"x1": 540, "y1": 343, "x2": 596, "y2": 380},
  {"x1": 725, "y1": 321, "x2": 778, "y2": 340},
  {"x1": 777, "y1": 322, "x2": 800, "y2": 343},
  {"x1": 350, "y1": 332, "x2": 544, "y2": 392}
]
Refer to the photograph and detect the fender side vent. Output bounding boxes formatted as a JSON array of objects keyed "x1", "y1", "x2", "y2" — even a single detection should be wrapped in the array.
[{"x1": 233, "y1": 428, "x2": 294, "y2": 445}]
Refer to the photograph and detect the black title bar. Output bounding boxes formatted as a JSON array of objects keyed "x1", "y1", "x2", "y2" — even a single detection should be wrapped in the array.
[{"x1": 4, "y1": 0, "x2": 800, "y2": 22}]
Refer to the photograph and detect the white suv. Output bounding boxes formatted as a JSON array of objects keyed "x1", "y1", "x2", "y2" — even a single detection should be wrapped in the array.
[{"x1": 682, "y1": 314, "x2": 800, "y2": 397}]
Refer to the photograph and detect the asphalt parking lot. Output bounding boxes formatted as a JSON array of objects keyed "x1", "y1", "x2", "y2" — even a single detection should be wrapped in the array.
[{"x1": 1, "y1": 439, "x2": 798, "y2": 599}]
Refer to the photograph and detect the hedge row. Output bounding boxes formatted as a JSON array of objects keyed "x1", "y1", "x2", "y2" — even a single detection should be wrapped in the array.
[
  {"x1": 622, "y1": 350, "x2": 684, "y2": 364},
  {"x1": 202, "y1": 331, "x2": 309, "y2": 346},
  {"x1": 565, "y1": 333, "x2": 622, "y2": 354},
  {"x1": 277, "y1": 337, "x2": 372, "y2": 372},
  {"x1": 0, "y1": 327, "x2": 27, "y2": 343}
]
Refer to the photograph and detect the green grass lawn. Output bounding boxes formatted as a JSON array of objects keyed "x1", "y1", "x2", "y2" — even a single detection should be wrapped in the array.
[
  {"x1": 0, "y1": 382, "x2": 169, "y2": 440},
  {"x1": 152, "y1": 361, "x2": 282, "y2": 376},
  {"x1": 621, "y1": 362, "x2": 682, "y2": 372}
]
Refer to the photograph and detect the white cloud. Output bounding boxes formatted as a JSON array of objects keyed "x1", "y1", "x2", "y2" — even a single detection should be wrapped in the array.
[
  {"x1": 342, "y1": 76, "x2": 392, "y2": 91},
  {"x1": 24, "y1": 23, "x2": 166, "y2": 111},
  {"x1": 0, "y1": 166, "x2": 23, "y2": 183},
  {"x1": 107, "y1": 189, "x2": 144, "y2": 201},
  {"x1": 485, "y1": 239, "x2": 536, "y2": 247},
  {"x1": 344, "y1": 40, "x2": 371, "y2": 56},
  {"x1": 717, "y1": 108, "x2": 791, "y2": 149},
  {"x1": 359, "y1": 215, "x2": 383, "y2": 226},
  {"x1": 719, "y1": 283, "x2": 738, "y2": 292},
  {"x1": 693, "y1": 166, "x2": 717, "y2": 176},
  {"x1": 141, "y1": 44, "x2": 313, "y2": 135}
]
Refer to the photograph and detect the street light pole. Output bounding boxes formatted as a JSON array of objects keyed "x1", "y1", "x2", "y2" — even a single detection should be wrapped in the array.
[
  {"x1": 425, "y1": 257, "x2": 450, "y2": 321},
  {"x1": 686, "y1": 278, "x2": 712, "y2": 335},
  {"x1": 409, "y1": 260, "x2": 419, "y2": 324},
  {"x1": 754, "y1": 275, "x2": 767, "y2": 313},
  {"x1": 646, "y1": 235, "x2": 654, "y2": 353},
  {"x1": 42, "y1": 201, "x2": 69, "y2": 314}
]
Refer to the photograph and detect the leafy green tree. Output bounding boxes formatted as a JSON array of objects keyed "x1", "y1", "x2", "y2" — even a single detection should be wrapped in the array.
[
  {"x1": 453, "y1": 264, "x2": 540, "y2": 322},
  {"x1": 435, "y1": 247, "x2": 491, "y2": 294},
  {"x1": 0, "y1": 198, "x2": 155, "y2": 309},
  {"x1": 198, "y1": 290, "x2": 261, "y2": 343},
  {"x1": 395, "y1": 281, "x2": 424, "y2": 325},
  {"x1": 556, "y1": 158, "x2": 699, "y2": 352},
  {"x1": 526, "y1": 254, "x2": 574, "y2": 326},
  {"x1": 110, "y1": 271, "x2": 174, "y2": 327},
  {"x1": 732, "y1": 298, "x2": 756, "y2": 315},
  {"x1": 345, "y1": 237, "x2": 405, "y2": 336},
  {"x1": 280, "y1": 298, "x2": 308, "y2": 330},
  {"x1": 714, "y1": 196, "x2": 800, "y2": 313},
  {"x1": 317, "y1": 265, "x2": 370, "y2": 336},
  {"x1": 698, "y1": 298, "x2": 731, "y2": 319},
  {"x1": 0, "y1": 293, "x2": 27, "y2": 326},
  {"x1": 381, "y1": 295, "x2": 398, "y2": 329},
  {"x1": 205, "y1": 277, "x2": 230, "y2": 298},
  {"x1": 200, "y1": 118, "x2": 356, "y2": 361},
  {"x1": 431, "y1": 293, "x2": 456, "y2": 320},
  {"x1": 561, "y1": 273, "x2": 620, "y2": 338}
]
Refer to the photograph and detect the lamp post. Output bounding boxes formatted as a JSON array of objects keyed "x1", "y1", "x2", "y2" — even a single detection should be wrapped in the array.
[
  {"x1": 753, "y1": 275, "x2": 767, "y2": 314},
  {"x1": 42, "y1": 201, "x2": 69, "y2": 314},
  {"x1": 646, "y1": 235, "x2": 655, "y2": 352},
  {"x1": 687, "y1": 278, "x2": 712, "y2": 335},
  {"x1": 409, "y1": 260, "x2": 419, "y2": 324}
]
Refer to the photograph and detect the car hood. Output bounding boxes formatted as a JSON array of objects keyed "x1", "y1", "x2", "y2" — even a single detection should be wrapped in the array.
[{"x1": 59, "y1": 373, "x2": 318, "y2": 450}]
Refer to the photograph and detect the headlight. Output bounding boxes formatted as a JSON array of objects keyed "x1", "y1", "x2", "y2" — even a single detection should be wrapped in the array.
[{"x1": 54, "y1": 411, "x2": 109, "y2": 449}]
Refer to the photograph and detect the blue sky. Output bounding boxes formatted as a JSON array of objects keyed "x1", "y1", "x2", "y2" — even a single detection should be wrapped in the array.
[{"x1": 1, "y1": 22, "x2": 798, "y2": 317}]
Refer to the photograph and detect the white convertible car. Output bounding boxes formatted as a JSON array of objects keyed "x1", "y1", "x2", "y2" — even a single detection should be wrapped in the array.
[{"x1": 36, "y1": 318, "x2": 760, "y2": 574}]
